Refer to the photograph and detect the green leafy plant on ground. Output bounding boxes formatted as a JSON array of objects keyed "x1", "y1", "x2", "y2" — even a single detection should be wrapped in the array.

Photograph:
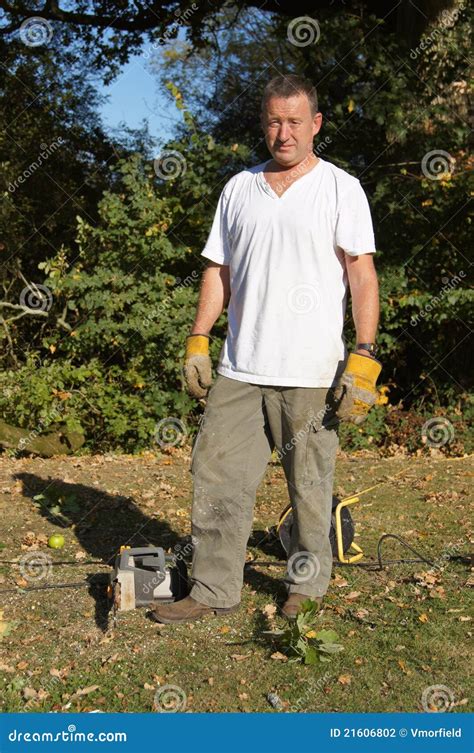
[{"x1": 265, "y1": 600, "x2": 344, "y2": 665}]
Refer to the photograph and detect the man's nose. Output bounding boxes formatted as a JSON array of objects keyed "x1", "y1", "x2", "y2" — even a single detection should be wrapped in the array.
[{"x1": 277, "y1": 122, "x2": 291, "y2": 141}]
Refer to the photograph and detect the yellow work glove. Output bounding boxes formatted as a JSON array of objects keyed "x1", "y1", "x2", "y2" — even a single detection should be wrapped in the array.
[
  {"x1": 184, "y1": 334, "x2": 213, "y2": 399},
  {"x1": 334, "y1": 353, "x2": 382, "y2": 425}
]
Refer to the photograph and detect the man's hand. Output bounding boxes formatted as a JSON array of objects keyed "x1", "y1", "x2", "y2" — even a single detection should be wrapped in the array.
[
  {"x1": 184, "y1": 335, "x2": 213, "y2": 399},
  {"x1": 334, "y1": 352, "x2": 382, "y2": 424}
]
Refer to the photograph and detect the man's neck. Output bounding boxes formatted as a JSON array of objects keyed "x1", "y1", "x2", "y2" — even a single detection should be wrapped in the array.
[{"x1": 267, "y1": 153, "x2": 319, "y2": 175}]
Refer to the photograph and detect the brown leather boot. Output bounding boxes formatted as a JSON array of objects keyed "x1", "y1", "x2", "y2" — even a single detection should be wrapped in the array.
[
  {"x1": 150, "y1": 595, "x2": 240, "y2": 624},
  {"x1": 281, "y1": 593, "x2": 323, "y2": 621}
]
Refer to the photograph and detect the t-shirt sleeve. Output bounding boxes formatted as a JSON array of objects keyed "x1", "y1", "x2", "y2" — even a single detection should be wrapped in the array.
[
  {"x1": 201, "y1": 185, "x2": 231, "y2": 265},
  {"x1": 335, "y1": 180, "x2": 376, "y2": 256}
]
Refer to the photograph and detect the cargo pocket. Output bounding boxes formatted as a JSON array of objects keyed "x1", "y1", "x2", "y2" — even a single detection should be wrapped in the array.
[{"x1": 302, "y1": 402, "x2": 340, "y2": 487}]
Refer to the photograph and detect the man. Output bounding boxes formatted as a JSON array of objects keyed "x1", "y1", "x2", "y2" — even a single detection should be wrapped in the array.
[{"x1": 151, "y1": 74, "x2": 381, "y2": 624}]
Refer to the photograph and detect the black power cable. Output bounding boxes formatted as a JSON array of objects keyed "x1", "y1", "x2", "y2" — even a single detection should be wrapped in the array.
[{"x1": 0, "y1": 535, "x2": 470, "y2": 595}]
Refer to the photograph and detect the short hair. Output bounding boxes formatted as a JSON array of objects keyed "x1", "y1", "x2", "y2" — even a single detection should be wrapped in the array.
[{"x1": 261, "y1": 74, "x2": 319, "y2": 117}]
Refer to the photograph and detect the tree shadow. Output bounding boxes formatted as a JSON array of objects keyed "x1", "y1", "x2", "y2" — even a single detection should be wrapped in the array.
[{"x1": 14, "y1": 472, "x2": 187, "y2": 632}]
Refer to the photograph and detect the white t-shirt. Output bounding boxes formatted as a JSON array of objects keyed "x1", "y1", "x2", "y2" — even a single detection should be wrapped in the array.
[{"x1": 201, "y1": 157, "x2": 376, "y2": 387}]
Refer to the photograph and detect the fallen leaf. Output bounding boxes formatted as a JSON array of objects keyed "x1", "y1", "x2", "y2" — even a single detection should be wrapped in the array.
[
  {"x1": 207, "y1": 677, "x2": 214, "y2": 686},
  {"x1": 238, "y1": 692, "x2": 249, "y2": 700},
  {"x1": 398, "y1": 660, "x2": 411, "y2": 675},
  {"x1": 262, "y1": 604, "x2": 277, "y2": 620},
  {"x1": 23, "y1": 687, "x2": 38, "y2": 700},
  {"x1": 218, "y1": 626, "x2": 230, "y2": 634},
  {"x1": 271, "y1": 651, "x2": 288, "y2": 662},
  {"x1": 230, "y1": 653, "x2": 252, "y2": 662},
  {"x1": 17, "y1": 661, "x2": 28, "y2": 670},
  {"x1": 74, "y1": 685, "x2": 99, "y2": 697},
  {"x1": 332, "y1": 574, "x2": 349, "y2": 588},
  {"x1": 338, "y1": 674, "x2": 352, "y2": 685},
  {"x1": 143, "y1": 683, "x2": 154, "y2": 690},
  {"x1": 418, "y1": 613, "x2": 429, "y2": 623},
  {"x1": 345, "y1": 591, "x2": 361, "y2": 601}
]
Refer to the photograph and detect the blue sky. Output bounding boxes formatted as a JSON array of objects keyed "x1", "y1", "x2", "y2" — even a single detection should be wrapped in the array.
[{"x1": 98, "y1": 54, "x2": 180, "y2": 147}]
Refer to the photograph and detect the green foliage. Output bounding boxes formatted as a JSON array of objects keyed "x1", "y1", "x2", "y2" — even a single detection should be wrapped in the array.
[
  {"x1": 265, "y1": 599, "x2": 344, "y2": 665},
  {"x1": 0, "y1": 101, "x2": 249, "y2": 451},
  {"x1": 1, "y1": 5, "x2": 471, "y2": 452}
]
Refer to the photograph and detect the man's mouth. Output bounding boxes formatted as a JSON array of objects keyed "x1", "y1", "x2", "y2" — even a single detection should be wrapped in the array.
[{"x1": 277, "y1": 144, "x2": 293, "y2": 150}]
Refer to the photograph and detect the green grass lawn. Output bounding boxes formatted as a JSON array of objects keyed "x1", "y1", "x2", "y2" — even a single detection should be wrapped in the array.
[{"x1": 0, "y1": 449, "x2": 472, "y2": 713}]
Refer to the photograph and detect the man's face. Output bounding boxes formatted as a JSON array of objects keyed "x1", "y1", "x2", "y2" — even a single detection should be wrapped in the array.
[{"x1": 261, "y1": 93, "x2": 322, "y2": 168}]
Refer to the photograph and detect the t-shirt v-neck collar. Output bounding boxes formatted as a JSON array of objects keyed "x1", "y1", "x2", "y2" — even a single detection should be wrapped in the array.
[{"x1": 258, "y1": 157, "x2": 324, "y2": 200}]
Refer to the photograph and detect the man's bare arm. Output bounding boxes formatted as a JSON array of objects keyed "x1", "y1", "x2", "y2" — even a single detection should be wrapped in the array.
[
  {"x1": 190, "y1": 262, "x2": 231, "y2": 335},
  {"x1": 345, "y1": 253, "x2": 379, "y2": 352}
]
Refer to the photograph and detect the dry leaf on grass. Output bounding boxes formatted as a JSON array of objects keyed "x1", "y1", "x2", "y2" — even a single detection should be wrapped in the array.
[
  {"x1": 271, "y1": 651, "x2": 288, "y2": 662},
  {"x1": 23, "y1": 687, "x2": 38, "y2": 700},
  {"x1": 338, "y1": 674, "x2": 352, "y2": 685},
  {"x1": 262, "y1": 604, "x2": 277, "y2": 620},
  {"x1": 73, "y1": 685, "x2": 99, "y2": 697},
  {"x1": 345, "y1": 591, "x2": 361, "y2": 601},
  {"x1": 230, "y1": 653, "x2": 252, "y2": 662}
]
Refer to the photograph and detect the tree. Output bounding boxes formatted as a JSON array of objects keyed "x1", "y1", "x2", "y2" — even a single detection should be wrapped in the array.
[{"x1": 0, "y1": 1, "x2": 461, "y2": 80}]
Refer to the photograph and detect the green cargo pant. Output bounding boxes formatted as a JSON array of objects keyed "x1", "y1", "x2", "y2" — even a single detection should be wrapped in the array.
[{"x1": 189, "y1": 374, "x2": 340, "y2": 608}]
